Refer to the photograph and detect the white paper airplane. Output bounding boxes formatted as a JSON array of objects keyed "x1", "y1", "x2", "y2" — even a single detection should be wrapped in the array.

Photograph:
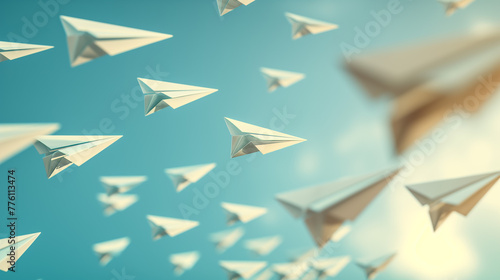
[
  {"x1": 217, "y1": 0, "x2": 255, "y2": 16},
  {"x1": 169, "y1": 251, "x2": 200, "y2": 276},
  {"x1": 0, "y1": 123, "x2": 59, "y2": 164},
  {"x1": 0, "y1": 42, "x2": 53, "y2": 62},
  {"x1": 100, "y1": 176, "x2": 147, "y2": 196},
  {"x1": 438, "y1": 0, "x2": 475, "y2": 16},
  {"x1": 33, "y1": 135, "x2": 122, "y2": 179},
  {"x1": 356, "y1": 253, "x2": 396, "y2": 280},
  {"x1": 224, "y1": 118, "x2": 306, "y2": 158},
  {"x1": 210, "y1": 227, "x2": 245, "y2": 253},
  {"x1": 97, "y1": 193, "x2": 138, "y2": 216},
  {"x1": 272, "y1": 262, "x2": 309, "y2": 280},
  {"x1": 311, "y1": 256, "x2": 350, "y2": 279},
  {"x1": 244, "y1": 235, "x2": 282, "y2": 256},
  {"x1": 221, "y1": 202, "x2": 267, "y2": 225},
  {"x1": 285, "y1": 13, "x2": 338, "y2": 40},
  {"x1": 260, "y1": 68, "x2": 305, "y2": 92},
  {"x1": 60, "y1": 15, "x2": 172, "y2": 66},
  {"x1": 0, "y1": 232, "x2": 40, "y2": 272},
  {"x1": 137, "y1": 78, "x2": 218, "y2": 116},
  {"x1": 92, "y1": 237, "x2": 130, "y2": 266},
  {"x1": 147, "y1": 215, "x2": 199, "y2": 240},
  {"x1": 406, "y1": 171, "x2": 500, "y2": 231},
  {"x1": 276, "y1": 169, "x2": 399, "y2": 247},
  {"x1": 219, "y1": 260, "x2": 267, "y2": 280},
  {"x1": 165, "y1": 163, "x2": 216, "y2": 192}
]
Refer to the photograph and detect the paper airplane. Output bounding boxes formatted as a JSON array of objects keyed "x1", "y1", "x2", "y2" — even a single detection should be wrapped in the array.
[
  {"x1": 217, "y1": 0, "x2": 255, "y2": 16},
  {"x1": 165, "y1": 163, "x2": 216, "y2": 192},
  {"x1": 92, "y1": 237, "x2": 130, "y2": 266},
  {"x1": 170, "y1": 251, "x2": 200, "y2": 276},
  {"x1": 60, "y1": 15, "x2": 172, "y2": 66},
  {"x1": 272, "y1": 262, "x2": 308, "y2": 280},
  {"x1": 100, "y1": 176, "x2": 147, "y2": 196},
  {"x1": 345, "y1": 31, "x2": 500, "y2": 153},
  {"x1": 0, "y1": 123, "x2": 59, "y2": 164},
  {"x1": 276, "y1": 169, "x2": 399, "y2": 247},
  {"x1": 406, "y1": 171, "x2": 500, "y2": 231},
  {"x1": 33, "y1": 135, "x2": 122, "y2": 178},
  {"x1": 356, "y1": 253, "x2": 396, "y2": 280},
  {"x1": 244, "y1": 235, "x2": 282, "y2": 256},
  {"x1": 285, "y1": 13, "x2": 338, "y2": 40},
  {"x1": 210, "y1": 227, "x2": 244, "y2": 253},
  {"x1": 137, "y1": 78, "x2": 218, "y2": 116},
  {"x1": 219, "y1": 260, "x2": 267, "y2": 280},
  {"x1": 224, "y1": 118, "x2": 306, "y2": 158},
  {"x1": 97, "y1": 193, "x2": 138, "y2": 216},
  {"x1": 147, "y1": 215, "x2": 199, "y2": 240},
  {"x1": 0, "y1": 232, "x2": 40, "y2": 272},
  {"x1": 311, "y1": 256, "x2": 350, "y2": 279},
  {"x1": 0, "y1": 42, "x2": 53, "y2": 62},
  {"x1": 439, "y1": 0, "x2": 475, "y2": 16},
  {"x1": 221, "y1": 202, "x2": 267, "y2": 225},
  {"x1": 260, "y1": 68, "x2": 305, "y2": 92}
]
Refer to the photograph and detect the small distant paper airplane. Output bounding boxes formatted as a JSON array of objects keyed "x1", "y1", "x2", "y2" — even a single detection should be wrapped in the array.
[
  {"x1": 147, "y1": 215, "x2": 199, "y2": 240},
  {"x1": 60, "y1": 15, "x2": 172, "y2": 66},
  {"x1": 0, "y1": 232, "x2": 40, "y2": 272},
  {"x1": 219, "y1": 260, "x2": 267, "y2": 280},
  {"x1": 165, "y1": 163, "x2": 216, "y2": 192},
  {"x1": 210, "y1": 227, "x2": 245, "y2": 253},
  {"x1": 285, "y1": 13, "x2": 338, "y2": 40},
  {"x1": 170, "y1": 251, "x2": 200, "y2": 276},
  {"x1": 100, "y1": 176, "x2": 147, "y2": 196},
  {"x1": 356, "y1": 253, "x2": 396, "y2": 280},
  {"x1": 138, "y1": 78, "x2": 218, "y2": 116},
  {"x1": 272, "y1": 262, "x2": 308, "y2": 280},
  {"x1": 438, "y1": 0, "x2": 475, "y2": 16},
  {"x1": 244, "y1": 235, "x2": 282, "y2": 256},
  {"x1": 311, "y1": 256, "x2": 350, "y2": 279},
  {"x1": 221, "y1": 202, "x2": 267, "y2": 225},
  {"x1": 92, "y1": 237, "x2": 130, "y2": 266},
  {"x1": 97, "y1": 193, "x2": 138, "y2": 216},
  {"x1": 224, "y1": 118, "x2": 306, "y2": 158},
  {"x1": 217, "y1": 0, "x2": 255, "y2": 16},
  {"x1": 0, "y1": 123, "x2": 59, "y2": 164},
  {"x1": 0, "y1": 42, "x2": 53, "y2": 62},
  {"x1": 33, "y1": 135, "x2": 122, "y2": 179},
  {"x1": 406, "y1": 171, "x2": 500, "y2": 231},
  {"x1": 276, "y1": 169, "x2": 399, "y2": 247},
  {"x1": 260, "y1": 68, "x2": 305, "y2": 92}
]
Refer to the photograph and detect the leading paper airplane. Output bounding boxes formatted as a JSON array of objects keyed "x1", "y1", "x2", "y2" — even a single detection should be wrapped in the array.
[
  {"x1": 165, "y1": 163, "x2": 216, "y2": 192},
  {"x1": 60, "y1": 15, "x2": 172, "y2": 66},
  {"x1": 224, "y1": 118, "x2": 306, "y2": 158},
  {"x1": 0, "y1": 123, "x2": 59, "y2": 164},
  {"x1": 438, "y1": 0, "x2": 475, "y2": 16},
  {"x1": 0, "y1": 232, "x2": 40, "y2": 272},
  {"x1": 100, "y1": 176, "x2": 147, "y2": 196},
  {"x1": 217, "y1": 0, "x2": 255, "y2": 16},
  {"x1": 138, "y1": 78, "x2": 218, "y2": 116},
  {"x1": 210, "y1": 227, "x2": 245, "y2": 253},
  {"x1": 221, "y1": 202, "x2": 267, "y2": 225},
  {"x1": 311, "y1": 256, "x2": 350, "y2": 279},
  {"x1": 169, "y1": 251, "x2": 200, "y2": 276},
  {"x1": 147, "y1": 215, "x2": 199, "y2": 240},
  {"x1": 97, "y1": 193, "x2": 138, "y2": 216},
  {"x1": 406, "y1": 171, "x2": 500, "y2": 231},
  {"x1": 356, "y1": 253, "x2": 396, "y2": 280},
  {"x1": 93, "y1": 237, "x2": 130, "y2": 266},
  {"x1": 244, "y1": 235, "x2": 282, "y2": 256},
  {"x1": 285, "y1": 13, "x2": 338, "y2": 40},
  {"x1": 34, "y1": 135, "x2": 122, "y2": 178},
  {"x1": 260, "y1": 68, "x2": 305, "y2": 92},
  {"x1": 276, "y1": 169, "x2": 399, "y2": 247},
  {"x1": 219, "y1": 260, "x2": 267, "y2": 280},
  {"x1": 0, "y1": 42, "x2": 53, "y2": 62}
]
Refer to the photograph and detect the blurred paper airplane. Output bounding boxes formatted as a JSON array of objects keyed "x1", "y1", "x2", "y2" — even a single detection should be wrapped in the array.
[
  {"x1": 224, "y1": 118, "x2": 306, "y2": 158},
  {"x1": 34, "y1": 135, "x2": 122, "y2": 179},
  {"x1": 165, "y1": 163, "x2": 216, "y2": 192},
  {"x1": 0, "y1": 232, "x2": 40, "y2": 272},
  {"x1": 219, "y1": 260, "x2": 267, "y2": 280},
  {"x1": 0, "y1": 42, "x2": 52, "y2": 62},
  {"x1": 138, "y1": 78, "x2": 218, "y2": 116},
  {"x1": 221, "y1": 202, "x2": 267, "y2": 225},
  {"x1": 244, "y1": 235, "x2": 282, "y2": 256},
  {"x1": 406, "y1": 171, "x2": 500, "y2": 230},
  {"x1": 253, "y1": 268, "x2": 274, "y2": 280},
  {"x1": 272, "y1": 262, "x2": 308, "y2": 280},
  {"x1": 92, "y1": 237, "x2": 130, "y2": 266},
  {"x1": 147, "y1": 215, "x2": 199, "y2": 240},
  {"x1": 100, "y1": 176, "x2": 147, "y2": 196},
  {"x1": 260, "y1": 67, "x2": 305, "y2": 92},
  {"x1": 97, "y1": 193, "x2": 138, "y2": 216},
  {"x1": 170, "y1": 251, "x2": 200, "y2": 276},
  {"x1": 356, "y1": 253, "x2": 396, "y2": 280},
  {"x1": 311, "y1": 256, "x2": 350, "y2": 279},
  {"x1": 0, "y1": 123, "x2": 59, "y2": 164},
  {"x1": 438, "y1": 0, "x2": 475, "y2": 16},
  {"x1": 276, "y1": 169, "x2": 399, "y2": 247},
  {"x1": 60, "y1": 15, "x2": 172, "y2": 66},
  {"x1": 285, "y1": 12, "x2": 338, "y2": 40},
  {"x1": 217, "y1": 0, "x2": 255, "y2": 16},
  {"x1": 210, "y1": 227, "x2": 245, "y2": 253}
]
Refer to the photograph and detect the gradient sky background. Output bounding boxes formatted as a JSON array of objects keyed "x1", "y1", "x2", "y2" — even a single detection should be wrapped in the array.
[{"x1": 2, "y1": 0, "x2": 500, "y2": 279}]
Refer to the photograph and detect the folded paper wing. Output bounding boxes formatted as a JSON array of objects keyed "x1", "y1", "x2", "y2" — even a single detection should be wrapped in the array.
[
  {"x1": 170, "y1": 251, "x2": 200, "y2": 275},
  {"x1": 285, "y1": 13, "x2": 338, "y2": 40},
  {"x1": 217, "y1": 0, "x2": 255, "y2": 16},
  {"x1": 210, "y1": 227, "x2": 245, "y2": 253},
  {"x1": 221, "y1": 202, "x2": 267, "y2": 225},
  {"x1": 92, "y1": 237, "x2": 130, "y2": 266},
  {"x1": 260, "y1": 68, "x2": 305, "y2": 92},
  {"x1": 0, "y1": 42, "x2": 53, "y2": 62},
  {"x1": 147, "y1": 215, "x2": 199, "y2": 240},
  {"x1": 100, "y1": 176, "x2": 147, "y2": 196},
  {"x1": 219, "y1": 261, "x2": 267, "y2": 280},
  {"x1": 165, "y1": 163, "x2": 216, "y2": 192},
  {"x1": 97, "y1": 193, "x2": 138, "y2": 216},
  {"x1": 356, "y1": 253, "x2": 396, "y2": 280},
  {"x1": 0, "y1": 232, "x2": 40, "y2": 272},
  {"x1": 244, "y1": 236, "x2": 282, "y2": 256}
]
